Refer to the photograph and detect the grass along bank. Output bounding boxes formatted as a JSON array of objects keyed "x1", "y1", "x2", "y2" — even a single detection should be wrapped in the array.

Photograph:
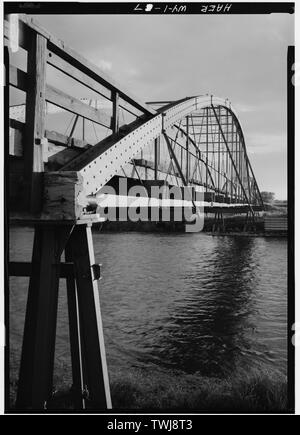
[{"x1": 9, "y1": 363, "x2": 288, "y2": 412}]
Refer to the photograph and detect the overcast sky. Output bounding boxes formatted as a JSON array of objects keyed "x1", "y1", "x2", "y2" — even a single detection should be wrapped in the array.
[{"x1": 31, "y1": 13, "x2": 294, "y2": 199}]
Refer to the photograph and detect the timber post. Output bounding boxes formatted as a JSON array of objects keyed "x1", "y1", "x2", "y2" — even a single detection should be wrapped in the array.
[{"x1": 14, "y1": 222, "x2": 112, "y2": 410}]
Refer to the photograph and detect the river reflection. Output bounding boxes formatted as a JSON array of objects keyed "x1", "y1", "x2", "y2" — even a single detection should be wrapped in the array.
[
  {"x1": 155, "y1": 237, "x2": 259, "y2": 375},
  {"x1": 10, "y1": 229, "x2": 287, "y2": 379}
]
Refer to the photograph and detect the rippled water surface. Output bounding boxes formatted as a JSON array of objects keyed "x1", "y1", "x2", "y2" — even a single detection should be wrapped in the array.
[{"x1": 9, "y1": 228, "x2": 287, "y2": 379}]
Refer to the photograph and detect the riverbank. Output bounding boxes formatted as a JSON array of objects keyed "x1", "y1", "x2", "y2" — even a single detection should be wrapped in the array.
[
  {"x1": 94, "y1": 213, "x2": 287, "y2": 237},
  {"x1": 9, "y1": 363, "x2": 288, "y2": 412}
]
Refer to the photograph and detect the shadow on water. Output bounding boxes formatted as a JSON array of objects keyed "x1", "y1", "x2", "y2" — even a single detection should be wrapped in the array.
[
  {"x1": 149, "y1": 236, "x2": 258, "y2": 376},
  {"x1": 9, "y1": 228, "x2": 287, "y2": 383}
]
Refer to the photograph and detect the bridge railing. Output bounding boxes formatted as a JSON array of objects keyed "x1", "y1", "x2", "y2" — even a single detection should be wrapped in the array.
[{"x1": 5, "y1": 14, "x2": 154, "y2": 217}]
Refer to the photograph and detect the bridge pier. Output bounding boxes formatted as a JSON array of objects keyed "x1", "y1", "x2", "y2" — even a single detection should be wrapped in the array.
[{"x1": 14, "y1": 223, "x2": 111, "y2": 411}]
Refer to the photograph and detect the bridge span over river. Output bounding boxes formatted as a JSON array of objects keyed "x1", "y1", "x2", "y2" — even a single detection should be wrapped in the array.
[{"x1": 6, "y1": 15, "x2": 264, "y2": 410}]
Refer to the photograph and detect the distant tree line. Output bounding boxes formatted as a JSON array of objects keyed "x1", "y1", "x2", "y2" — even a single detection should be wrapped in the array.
[{"x1": 261, "y1": 191, "x2": 275, "y2": 204}]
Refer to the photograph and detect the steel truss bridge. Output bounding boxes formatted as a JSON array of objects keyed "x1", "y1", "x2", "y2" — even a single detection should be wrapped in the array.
[
  {"x1": 7, "y1": 16, "x2": 263, "y2": 223},
  {"x1": 6, "y1": 15, "x2": 264, "y2": 411}
]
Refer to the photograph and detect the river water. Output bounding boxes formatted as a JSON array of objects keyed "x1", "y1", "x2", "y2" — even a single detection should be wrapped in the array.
[{"x1": 9, "y1": 228, "x2": 287, "y2": 383}]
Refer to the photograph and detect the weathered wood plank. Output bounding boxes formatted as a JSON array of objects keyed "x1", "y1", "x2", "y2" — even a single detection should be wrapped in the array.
[
  {"x1": 10, "y1": 118, "x2": 25, "y2": 131},
  {"x1": 9, "y1": 126, "x2": 23, "y2": 156},
  {"x1": 9, "y1": 65, "x2": 28, "y2": 92},
  {"x1": 45, "y1": 130, "x2": 89, "y2": 149},
  {"x1": 6, "y1": 17, "x2": 146, "y2": 120},
  {"x1": 42, "y1": 171, "x2": 85, "y2": 221},
  {"x1": 8, "y1": 15, "x2": 154, "y2": 116},
  {"x1": 23, "y1": 33, "x2": 47, "y2": 213},
  {"x1": 8, "y1": 125, "x2": 90, "y2": 159},
  {"x1": 3, "y1": 16, "x2": 33, "y2": 51},
  {"x1": 47, "y1": 146, "x2": 85, "y2": 171},
  {"x1": 47, "y1": 51, "x2": 112, "y2": 101},
  {"x1": 45, "y1": 85, "x2": 113, "y2": 129},
  {"x1": 47, "y1": 52, "x2": 142, "y2": 119},
  {"x1": 9, "y1": 261, "x2": 75, "y2": 278}
]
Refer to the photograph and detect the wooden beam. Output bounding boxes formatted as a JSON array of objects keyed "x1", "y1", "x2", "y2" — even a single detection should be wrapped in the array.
[
  {"x1": 5, "y1": 16, "x2": 154, "y2": 116},
  {"x1": 45, "y1": 130, "x2": 89, "y2": 149},
  {"x1": 65, "y1": 245, "x2": 85, "y2": 409},
  {"x1": 3, "y1": 16, "x2": 33, "y2": 51},
  {"x1": 9, "y1": 261, "x2": 75, "y2": 278},
  {"x1": 16, "y1": 225, "x2": 73, "y2": 409},
  {"x1": 9, "y1": 126, "x2": 23, "y2": 156},
  {"x1": 23, "y1": 33, "x2": 47, "y2": 213},
  {"x1": 66, "y1": 225, "x2": 112, "y2": 408},
  {"x1": 47, "y1": 51, "x2": 142, "y2": 119},
  {"x1": 8, "y1": 124, "x2": 90, "y2": 160},
  {"x1": 45, "y1": 85, "x2": 113, "y2": 130},
  {"x1": 10, "y1": 118, "x2": 25, "y2": 131},
  {"x1": 9, "y1": 65, "x2": 28, "y2": 92},
  {"x1": 47, "y1": 51, "x2": 112, "y2": 101},
  {"x1": 42, "y1": 171, "x2": 84, "y2": 221},
  {"x1": 47, "y1": 146, "x2": 85, "y2": 171}
]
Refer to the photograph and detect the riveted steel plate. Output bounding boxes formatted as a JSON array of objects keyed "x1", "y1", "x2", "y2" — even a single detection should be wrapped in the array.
[{"x1": 76, "y1": 96, "x2": 235, "y2": 196}]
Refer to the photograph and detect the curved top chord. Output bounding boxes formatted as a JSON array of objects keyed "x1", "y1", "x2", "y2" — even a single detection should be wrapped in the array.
[{"x1": 62, "y1": 96, "x2": 234, "y2": 196}]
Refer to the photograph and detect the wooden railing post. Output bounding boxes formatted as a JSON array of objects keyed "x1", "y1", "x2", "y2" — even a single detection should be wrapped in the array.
[{"x1": 23, "y1": 32, "x2": 47, "y2": 214}]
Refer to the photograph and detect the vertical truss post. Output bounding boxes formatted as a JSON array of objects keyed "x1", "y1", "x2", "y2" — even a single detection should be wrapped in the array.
[
  {"x1": 226, "y1": 109, "x2": 229, "y2": 197},
  {"x1": 239, "y1": 136, "x2": 243, "y2": 202},
  {"x1": 231, "y1": 114, "x2": 234, "y2": 201},
  {"x1": 154, "y1": 137, "x2": 159, "y2": 180},
  {"x1": 186, "y1": 116, "x2": 189, "y2": 183},
  {"x1": 67, "y1": 115, "x2": 80, "y2": 146},
  {"x1": 205, "y1": 108, "x2": 209, "y2": 191},
  {"x1": 236, "y1": 123, "x2": 253, "y2": 206},
  {"x1": 245, "y1": 151, "x2": 252, "y2": 205},
  {"x1": 218, "y1": 106, "x2": 221, "y2": 193},
  {"x1": 23, "y1": 33, "x2": 47, "y2": 213},
  {"x1": 235, "y1": 124, "x2": 238, "y2": 202},
  {"x1": 112, "y1": 90, "x2": 120, "y2": 134}
]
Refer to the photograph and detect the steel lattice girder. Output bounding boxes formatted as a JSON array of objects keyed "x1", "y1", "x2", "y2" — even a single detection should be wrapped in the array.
[{"x1": 62, "y1": 96, "x2": 235, "y2": 197}]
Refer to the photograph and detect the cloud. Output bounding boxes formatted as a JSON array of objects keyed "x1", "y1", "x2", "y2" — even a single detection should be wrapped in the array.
[
  {"x1": 96, "y1": 59, "x2": 113, "y2": 72},
  {"x1": 29, "y1": 13, "x2": 292, "y2": 199},
  {"x1": 246, "y1": 133, "x2": 286, "y2": 154},
  {"x1": 126, "y1": 67, "x2": 140, "y2": 78},
  {"x1": 234, "y1": 103, "x2": 257, "y2": 113}
]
